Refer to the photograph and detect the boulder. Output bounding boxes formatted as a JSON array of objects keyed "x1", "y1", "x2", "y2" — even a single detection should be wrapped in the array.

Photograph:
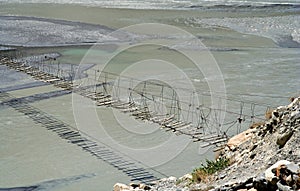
[
  {"x1": 113, "y1": 183, "x2": 130, "y2": 191},
  {"x1": 276, "y1": 130, "x2": 293, "y2": 148},
  {"x1": 265, "y1": 160, "x2": 300, "y2": 189},
  {"x1": 276, "y1": 182, "x2": 292, "y2": 191},
  {"x1": 285, "y1": 162, "x2": 299, "y2": 174},
  {"x1": 227, "y1": 129, "x2": 255, "y2": 150},
  {"x1": 265, "y1": 160, "x2": 291, "y2": 184}
]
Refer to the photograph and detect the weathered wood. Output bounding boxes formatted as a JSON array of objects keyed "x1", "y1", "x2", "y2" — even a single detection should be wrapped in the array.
[
  {"x1": 96, "y1": 100, "x2": 117, "y2": 106},
  {"x1": 1, "y1": 56, "x2": 232, "y2": 152},
  {"x1": 197, "y1": 138, "x2": 228, "y2": 147},
  {"x1": 120, "y1": 106, "x2": 139, "y2": 113},
  {"x1": 112, "y1": 101, "x2": 135, "y2": 109},
  {"x1": 174, "y1": 123, "x2": 192, "y2": 131}
]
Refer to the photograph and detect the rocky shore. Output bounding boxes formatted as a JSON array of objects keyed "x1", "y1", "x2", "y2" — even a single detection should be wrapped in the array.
[{"x1": 114, "y1": 96, "x2": 300, "y2": 191}]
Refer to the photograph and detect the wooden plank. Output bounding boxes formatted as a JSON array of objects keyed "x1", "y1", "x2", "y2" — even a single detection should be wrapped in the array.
[
  {"x1": 163, "y1": 120, "x2": 183, "y2": 127},
  {"x1": 112, "y1": 102, "x2": 135, "y2": 109},
  {"x1": 45, "y1": 78, "x2": 61, "y2": 83},
  {"x1": 120, "y1": 107, "x2": 139, "y2": 113},
  {"x1": 97, "y1": 100, "x2": 117, "y2": 106},
  {"x1": 174, "y1": 123, "x2": 192, "y2": 131}
]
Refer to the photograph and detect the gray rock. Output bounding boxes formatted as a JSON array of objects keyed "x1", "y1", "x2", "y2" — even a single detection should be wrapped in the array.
[
  {"x1": 277, "y1": 130, "x2": 294, "y2": 148},
  {"x1": 285, "y1": 162, "x2": 299, "y2": 173},
  {"x1": 218, "y1": 172, "x2": 227, "y2": 179},
  {"x1": 113, "y1": 183, "x2": 131, "y2": 191},
  {"x1": 277, "y1": 182, "x2": 293, "y2": 191}
]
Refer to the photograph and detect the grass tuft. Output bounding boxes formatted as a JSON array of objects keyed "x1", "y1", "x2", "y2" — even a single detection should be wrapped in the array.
[{"x1": 192, "y1": 157, "x2": 229, "y2": 183}]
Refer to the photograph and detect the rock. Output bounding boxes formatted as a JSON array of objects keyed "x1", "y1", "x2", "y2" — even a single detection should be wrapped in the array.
[
  {"x1": 291, "y1": 110, "x2": 300, "y2": 119},
  {"x1": 139, "y1": 184, "x2": 151, "y2": 190},
  {"x1": 264, "y1": 160, "x2": 300, "y2": 189},
  {"x1": 218, "y1": 172, "x2": 227, "y2": 180},
  {"x1": 288, "y1": 97, "x2": 299, "y2": 108},
  {"x1": 265, "y1": 160, "x2": 291, "y2": 184},
  {"x1": 180, "y1": 174, "x2": 192, "y2": 180},
  {"x1": 272, "y1": 110, "x2": 280, "y2": 118},
  {"x1": 218, "y1": 186, "x2": 231, "y2": 191},
  {"x1": 190, "y1": 182, "x2": 212, "y2": 191},
  {"x1": 253, "y1": 173, "x2": 265, "y2": 182},
  {"x1": 114, "y1": 183, "x2": 130, "y2": 191},
  {"x1": 295, "y1": 174, "x2": 300, "y2": 189},
  {"x1": 249, "y1": 143, "x2": 258, "y2": 152},
  {"x1": 276, "y1": 130, "x2": 294, "y2": 148},
  {"x1": 227, "y1": 129, "x2": 255, "y2": 150},
  {"x1": 129, "y1": 183, "x2": 139, "y2": 189},
  {"x1": 245, "y1": 183, "x2": 253, "y2": 188},
  {"x1": 276, "y1": 181, "x2": 293, "y2": 191},
  {"x1": 249, "y1": 153, "x2": 256, "y2": 159},
  {"x1": 253, "y1": 179, "x2": 268, "y2": 191},
  {"x1": 176, "y1": 175, "x2": 194, "y2": 190},
  {"x1": 285, "y1": 162, "x2": 299, "y2": 174},
  {"x1": 286, "y1": 175, "x2": 293, "y2": 185},
  {"x1": 168, "y1": 176, "x2": 177, "y2": 182},
  {"x1": 248, "y1": 188, "x2": 257, "y2": 191}
]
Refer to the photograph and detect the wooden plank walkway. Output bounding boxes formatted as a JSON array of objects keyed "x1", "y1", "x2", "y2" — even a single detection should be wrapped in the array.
[{"x1": 0, "y1": 56, "x2": 228, "y2": 148}]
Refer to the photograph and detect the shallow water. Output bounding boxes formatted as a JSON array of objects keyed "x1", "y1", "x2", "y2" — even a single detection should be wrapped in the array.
[{"x1": 0, "y1": 2, "x2": 299, "y2": 190}]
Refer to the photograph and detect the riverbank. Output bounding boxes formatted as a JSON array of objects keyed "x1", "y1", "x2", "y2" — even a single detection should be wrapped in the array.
[{"x1": 114, "y1": 96, "x2": 300, "y2": 191}]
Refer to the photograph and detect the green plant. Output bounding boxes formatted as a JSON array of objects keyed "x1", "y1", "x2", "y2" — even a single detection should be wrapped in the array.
[{"x1": 192, "y1": 157, "x2": 229, "y2": 183}]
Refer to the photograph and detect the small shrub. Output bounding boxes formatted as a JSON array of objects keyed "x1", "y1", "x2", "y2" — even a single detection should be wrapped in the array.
[
  {"x1": 192, "y1": 157, "x2": 229, "y2": 183},
  {"x1": 250, "y1": 121, "x2": 265, "y2": 129},
  {"x1": 265, "y1": 108, "x2": 273, "y2": 120},
  {"x1": 192, "y1": 169, "x2": 213, "y2": 183}
]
